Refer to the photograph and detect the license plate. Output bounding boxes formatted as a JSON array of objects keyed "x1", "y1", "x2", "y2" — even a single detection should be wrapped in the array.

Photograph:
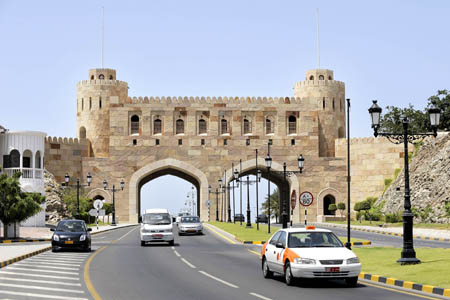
[
  {"x1": 187, "y1": 230, "x2": 196, "y2": 233},
  {"x1": 325, "y1": 267, "x2": 340, "y2": 272},
  {"x1": 64, "y1": 241, "x2": 74, "y2": 244},
  {"x1": 152, "y1": 234, "x2": 163, "y2": 239}
]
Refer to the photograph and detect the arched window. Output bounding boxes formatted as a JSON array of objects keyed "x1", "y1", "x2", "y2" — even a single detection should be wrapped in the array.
[
  {"x1": 221, "y1": 119, "x2": 228, "y2": 134},
  {"x1": 176, "y1": 119, "x2": 184, "y2": 134},
  {"x1": 35, "y1": 151, "x2": 41, "y2": 168},
  {"x1": 99, "y1": 74, "x2": 105, "y2": 80},
  {"x1": 243, "y1": 119, "x2": 250, "y2": 134},
  {"x1": 199, "y1": 119, "x2": 207, "y2": 134},
  {"x1": 328, "y1": 75, "x2": 333, "y2": 80},
  {"x1": 266, "y1": 118, "x2": 273, "y2": 134},
  {"x1": 79, "y1": 127, "x2": 86, "y2": 139},
  {"x1": 22, "y1": 150, "x2": 33, "y2": 178},
  {"x1": 81, "y1": 98, "x2": 84, "y2": 111},
  {"x1": 309, "y1": 75, "x2": 314, "y2": 80},
  {"x1": 89, "y1": 97, "x2": 92, "y2": 110},
  {"x1": 319, "y1": 75, "x2": 324, "y2": 80},
  {"x1": 109, "y1": 75, "x2": 113, "y2": 80},
  {"x1": 332, "y1": 98, "x2": 335, "y2": 111},
  {"x1": 323, "y1": 195, "x2": 336, "y2": 215},
  {"x1": 288, "y1": 115, "x2": 297, "y2": 134},
  {"x1": 99, "y1": 97, "x2": 102, "y2": 109},
  {"x1": 90, "y1": 75, "x2": 94, "y2": 80},
  {"x1": 130, "y1": 115, "x2": 140, "y2": 135},
  {"x1": 323, "y1": 97, "x2": 326, "y2": 110},
  {"x1": 9, "y1": 149, "x2": 20, "y2": 168},
  {"x1": 154, "y1": 119, "x2": 162, "y2": 135}
]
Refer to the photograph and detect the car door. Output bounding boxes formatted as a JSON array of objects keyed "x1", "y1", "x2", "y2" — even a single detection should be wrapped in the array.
[
  {"x1": 265, "y1": 231, "x2": 281, "y2": 270},
  {"x1": 273, "y1": 231, "x2": 287, "y2": 273}
]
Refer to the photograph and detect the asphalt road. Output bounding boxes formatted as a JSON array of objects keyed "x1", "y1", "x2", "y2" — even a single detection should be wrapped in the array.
[{"x1": 83, "y1": 225, "x2": 440, "y2": 300}]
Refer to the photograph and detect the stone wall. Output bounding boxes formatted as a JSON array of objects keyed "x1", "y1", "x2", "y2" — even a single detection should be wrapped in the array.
[{"x1": 335, "y1": 137, "x2": 405, "y2": 209}]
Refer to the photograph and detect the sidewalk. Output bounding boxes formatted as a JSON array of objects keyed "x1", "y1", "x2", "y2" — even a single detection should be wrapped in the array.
[
  {"x1": 314, "y1": 222, "x2": 450, "y2": 241},
  {"x1": 0, "y1": 223, "x2": 137, "y2": 264}
]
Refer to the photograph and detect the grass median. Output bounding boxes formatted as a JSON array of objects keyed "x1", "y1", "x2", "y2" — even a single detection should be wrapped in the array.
[
  {"x1": 327, "y1": 220, "x2": 450, "y2": 230},
  {"x1": 208, "y1": 221, "x2": 368, "y2": 243},
  {"x1": 354, "y1": 247, "x2": 450, "y2": 288}
]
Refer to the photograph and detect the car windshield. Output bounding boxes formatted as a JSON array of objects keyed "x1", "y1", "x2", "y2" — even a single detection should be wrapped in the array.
[
  {"x1": 56, "y1": 221, "x2": 86, "y2": 232},
  {"x1": 143, "y1": 213, "x2": 171, "y2": 225},
  {"x1": 288, "y1": 232, "x2": 343, "y2": 248},
  {"x1": 180, "y1": 217, "x2": 200, "y2": 223}
]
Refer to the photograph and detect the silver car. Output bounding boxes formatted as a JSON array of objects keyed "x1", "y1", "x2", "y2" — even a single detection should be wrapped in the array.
[{"x1": 178, "y1": 216, "x2": 203, "y2": 235}]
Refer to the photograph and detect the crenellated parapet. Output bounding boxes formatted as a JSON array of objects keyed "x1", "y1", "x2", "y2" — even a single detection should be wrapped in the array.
[
  {"x1": 294, "y1": 80, "x2": 345, "y2": 89},
  {"x1": 77, "y1": 80, "x2": 128, "y2": 88},
  {"x1": 45, "y1": 136, "x2": 89, "y2": 145},
  {"x1": 127, "y1": 96, "x2": 306, "y2": 105}
]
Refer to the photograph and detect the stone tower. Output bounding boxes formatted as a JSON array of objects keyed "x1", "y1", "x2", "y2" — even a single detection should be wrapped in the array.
[
  {"x1": 294, "y1": 69, "x2": 345, "y2": 157},
  {"x1": 76, "y1": 69, "x2": 128, "y2": 157}
]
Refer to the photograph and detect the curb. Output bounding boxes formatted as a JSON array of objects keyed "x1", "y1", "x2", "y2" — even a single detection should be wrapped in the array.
[
  {"x1": 359, "y1": 272, "x2": 450, "y2": 298},
  {"x1": 0, "y1": 238, "x2": 51, "y2": 244},
  {"x1": 316, "y1": 223, "x2": 450, "y2": 242},
  {"x1": 0, "y1": 246, "x2": 52, "y2": 269},
  {"x1": 0, "y1": 224, "x2": 137, "y2": 269}
]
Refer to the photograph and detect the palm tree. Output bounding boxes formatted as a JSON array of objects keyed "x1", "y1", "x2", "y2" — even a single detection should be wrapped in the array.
[{"x1": 262, "y1": 188, "x2": 280, "y2": 223}]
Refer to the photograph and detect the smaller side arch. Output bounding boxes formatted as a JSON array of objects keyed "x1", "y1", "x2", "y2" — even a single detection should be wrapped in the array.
[
  {"x1": 79, "y1": 127, "x2": 87, "y2": 139},
  {"x1": 87, "y1": 188, "x2": 112, "y2": 203},
  {"x1": 316, "y1": 188, "x2": 342, "y2": 220}
]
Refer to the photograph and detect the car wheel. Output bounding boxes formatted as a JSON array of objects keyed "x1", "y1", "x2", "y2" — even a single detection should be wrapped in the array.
[
  {"x1": 168, "y1": 240, "x2": 175, "y2": 246},
  {"x1": 262, "y1": 257, "x2": 273, "y2": 279},
  {"x1": 51, "y1": 247, "x2": 57, "y2": 253},
  {"x1": 345, "y1": 276, "x2": 358, "y2": 287},
  {"x1": 140, "y1": 241, "x2": 145, "y2": 246},
  {"x1": 284, "y1": 262, "x2": 295, "y2": 286},
  {"x1": 178, "y1": 232, "x2": 182, "y2": 236}
]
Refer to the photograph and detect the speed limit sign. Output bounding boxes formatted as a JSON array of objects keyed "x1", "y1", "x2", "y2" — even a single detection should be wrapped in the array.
[{"x1": 299, "y1": 191, "x2": 313, "y2": 207}]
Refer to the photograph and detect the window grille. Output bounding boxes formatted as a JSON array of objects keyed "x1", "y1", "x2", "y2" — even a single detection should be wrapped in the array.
[
  {"x1": 243, "y1": 119, "x2": 250, "y2": 134},
  {"x1": 131, "y1": 115, "x2": 140, "y2": 135},
  {"x1": 154, "y1": 119, "x2": 162, "y2": 134},
  {"x1": 221, "y1": 119, "x2": 228, "y2": 134},
  {"x1": 199, "y1": 119, "x2": 207, "y2": 134},
  {"x1": 176, "y1": 119, "x2": 184, "y2": 134},
  {"x1": 288, "y1": 116, "x2": 297, "y2": 134},
  {"x1": 266, "y1": 119, "x2": 273, "y2": 134}
]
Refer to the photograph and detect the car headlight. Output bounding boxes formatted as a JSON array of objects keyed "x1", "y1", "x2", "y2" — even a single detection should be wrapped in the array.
[
  {"x1": 80, "y1": 234, "x2": 86, "y2": 241},
  {"x1": 53, "y1": 234, "x2": 60, "y2": 241},
  {"x1": 293, "y1": 257, "x2": 316, "y2": 264},
  {"x1": 347, "y1": 257, "x2": 360, "y2": 264}
]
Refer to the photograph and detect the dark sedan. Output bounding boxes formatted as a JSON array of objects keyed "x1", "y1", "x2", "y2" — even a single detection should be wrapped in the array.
[
  {"x1": 51, "y1": 220, "x2": 92, "y2": 252},
  {"x1": 234, "y1": 214, "x2": 245, "y2": 222},
  {"x1": 256, "y1": 214, "x2": 268, "y2": 223}
]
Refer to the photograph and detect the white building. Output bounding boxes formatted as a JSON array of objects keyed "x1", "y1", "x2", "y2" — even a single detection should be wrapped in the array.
[{"x1": 0, "y1": 128, "x2": 46, "y2": 230}]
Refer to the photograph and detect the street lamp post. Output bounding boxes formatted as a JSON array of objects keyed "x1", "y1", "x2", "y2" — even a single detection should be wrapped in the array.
[
  {"x1": 103, "y1": 179, "x2": 125, "y2": 226},
  {"x1": 233, "y1": 169, "x2": 261, "y2": 228},
  {"x1": 239, "y1": 159, "x2": 243, "y2": 226},
  {"x1": 208, "y1": 185, "x2": 221, "y2": 222},
  {"x1": 369, "y1": 100, "x2": 441, "y2": 265},
  {"x1": 64, "y1": 172, "x2": 92, "y2": 219},
  {"x1": 218, "y1": 178, "x2": 223, "y2": 221},
  {"x1": 255, "y1": 149, "x2": 261, "y2": 230},
  {"x1": 265, "y1": 152, "x2": 272, "y2": 234},
  {"x1": 345, "y1": 98, "x2": 352, "y2": 250}
]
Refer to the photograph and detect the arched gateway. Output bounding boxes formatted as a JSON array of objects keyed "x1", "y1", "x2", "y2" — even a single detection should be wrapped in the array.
[
  {"x1": 128, "y1": 159, "x2": 209, "y2": 222},
  {"x1": 43, "y1": 67, "x2": 350, "y2": 224}
]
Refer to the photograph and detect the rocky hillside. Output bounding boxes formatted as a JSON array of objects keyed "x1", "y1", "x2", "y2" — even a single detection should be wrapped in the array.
[
  {"x1": 379, "y1": 132, "x2": 450, "y2": 223},
  {"x1": 44, "y1": 170, "x2": 70, "y2": 224}
]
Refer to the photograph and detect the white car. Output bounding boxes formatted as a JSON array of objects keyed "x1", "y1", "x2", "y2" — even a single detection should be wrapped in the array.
[
  {"x1": 176, "y1": 212, "x2": 190, "y2": 225},
  {"x1": 140, "y1": 209, "x2": 174, "y2": 246},
  {"x1": 261, "y1": 226, "x2": 361, "y2": 286}
]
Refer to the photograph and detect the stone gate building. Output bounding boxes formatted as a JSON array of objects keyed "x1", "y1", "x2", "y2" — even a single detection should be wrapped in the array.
[{"x1": 42, "y1": 67, "x2": 405, "y2": 223}]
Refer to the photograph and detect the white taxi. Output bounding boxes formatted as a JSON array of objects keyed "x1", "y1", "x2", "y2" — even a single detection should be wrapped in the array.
[{"x1": 261, "y1": 226, "x2": 361, "y2": 286}]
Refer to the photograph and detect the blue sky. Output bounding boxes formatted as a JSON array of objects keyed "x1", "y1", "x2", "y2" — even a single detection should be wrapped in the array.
[{"x1": 1, "y1": 1, "x2": 449, "y2": 216}]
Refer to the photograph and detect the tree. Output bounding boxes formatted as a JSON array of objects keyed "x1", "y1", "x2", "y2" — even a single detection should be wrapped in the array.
[
  {"x1": 0, "y1": 170, "x2": 44, "y2": 238},
  {"x1": 428, "y1": 90, "x2": 450, "y2": 131},
  {"x1": 62, "y1": 188, "x2": 92, "y2": 221},
  {"x1": 328, "y1": 203, "x2": 337, "y2": 215},
  {"x1": 262, "y1": 188, "x2": 280, "y2": 223},
  {"x1": 337, "y1": 202, "x2": 346, "y2": 217},
  {"x1": 379, "y1": 104, "x2": 429, "y2": 134}
]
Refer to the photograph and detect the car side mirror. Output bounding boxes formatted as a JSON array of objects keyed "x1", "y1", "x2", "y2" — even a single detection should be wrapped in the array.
[
  {"x1": 87, "y1": 228, "x2": 92, "y2": 232},
  {"x1": 275, "y1": 242, "x2": 285, "y2": 249},
  {"x1": 50, "y1": 228, "x2": 55, "y2": 232}
]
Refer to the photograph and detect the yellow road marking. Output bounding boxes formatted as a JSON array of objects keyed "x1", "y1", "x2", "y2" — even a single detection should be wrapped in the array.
[
  {"x1": 362, "y1": 281, "x2": 442, "y2": 300},
  {"x1": 204, "y1": 224, "x2": 236, "y2": 244},
  {"x1": 84, "y1": 246, "x2": 107, "y2": 300},
  {"x1": 248, "y1": 249, "x2": 260, "y2": 256}
]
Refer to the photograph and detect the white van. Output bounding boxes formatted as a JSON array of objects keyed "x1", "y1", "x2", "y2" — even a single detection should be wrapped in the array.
[{"x1": 140, "y1": 209, "x2": 174, "y2": 246}]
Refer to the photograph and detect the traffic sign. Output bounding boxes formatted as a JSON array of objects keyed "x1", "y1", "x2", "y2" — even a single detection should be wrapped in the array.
[
  {"x1": 290, "y1": 190, "x2": 297, "y2": 210},
  {"x1": 89, "y1": 208, "x2": 105, "y2": 216},
  {"x1": 89, "y1": 209, "x2": 97, "y2": 216},
  {"x1": 299, "y1": 191, "x2": 314, "y2": 207},
  {"x1": 93, "y1": 199, "x2": 104, "y2": 209}
]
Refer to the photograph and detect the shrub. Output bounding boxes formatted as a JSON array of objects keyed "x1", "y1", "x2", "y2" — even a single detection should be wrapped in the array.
[
  {"x1": 328, "y1": 203, "x2": 337, "y2": 213},
  {"x1": 385, "y1": 212, "x2": 402, "y2": 223}
]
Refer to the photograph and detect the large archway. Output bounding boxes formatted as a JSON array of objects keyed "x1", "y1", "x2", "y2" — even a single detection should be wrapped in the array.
[{"x1": 128, "y1": 159, "x2": 209, "y2": 222}]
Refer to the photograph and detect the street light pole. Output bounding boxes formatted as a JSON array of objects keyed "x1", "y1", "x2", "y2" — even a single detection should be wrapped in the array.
[
  {"x1": 369, "y1": 100, "x2": 441, "y2": 265},
  {"x1": 255, "y1": 149, "x2": 260, "y2": 230},
  {"x1": 216, "y1": 188, "x2": 219, "y2": 221},
  {"x1": 246, "y1": 175, "x2": 252, "y2": 228},
  {"x1": 345, "y1": 98, "x2": 352, "y2": 249},
  {"x1": 265, "y1": 145, "x2": 272, "y2": 234},
  {"x1": 232, "y1": 162, "x2": 236, "y2": 223},
  {"x1": 65, "y1": 173, "x2": 92, "y2": 220},
  {"x1": 281, "y1": 163, "x2": 288, "y2": 229},
  {"x1": 103, "y1": 179, "x2": 125, "y2": 226}
]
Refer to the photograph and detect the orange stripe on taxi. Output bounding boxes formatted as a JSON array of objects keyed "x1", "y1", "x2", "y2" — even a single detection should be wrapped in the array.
[{"x1": 283, "y1": 247, "x2": 300, "y2": 263}]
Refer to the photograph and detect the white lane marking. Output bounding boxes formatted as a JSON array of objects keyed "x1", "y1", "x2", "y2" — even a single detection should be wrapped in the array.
[
  {"x1": 173, "y1": 250, "x2": 181, "y2": 257},
  {"x1": 171, "y1": 246, "x2": 175, "y2": 250},
  {"x1": 249, "y1": 292, "x2": 273, "y2": 300},
  {"x1": 40, "y1": 254, "x2": 89, "y2": 258},
  {"x1": 0, "y1": 277, "x2": 81, "y2": 286},
  {"x1": 0, "y1": 271, "x2": 79, "y2": 280},
  {"x1": 0, "y1": 290, "x2": 88, "y2": 300},
  {"x1": 0, "y1": 282, "x2": 84, "y2": 294},
  {"x1": 5, "y1": 267, "x2": 78, "y2": 275},
  {"x1": 117, "y1": 226, "x2": 139, "y2": 241},
  {"x1": 198, "y1": 271, "x2": 239, "y2": 288},
  {"x1": 181, "y1": 258, "x2": 196, "y2": 269},
  {"x1": 27, "y1": 260, "x2": 81, "y2": 267},
  {"x1": 35, "y1": 257, "x2": 85, "y2": 262},
  {"x1": 15, "y1": 263, "x2": 79, "y2": 271}
]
